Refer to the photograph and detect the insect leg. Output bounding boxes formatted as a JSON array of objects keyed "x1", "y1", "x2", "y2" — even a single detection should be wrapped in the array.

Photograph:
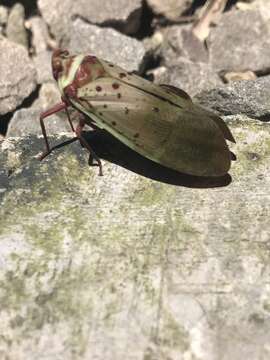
[
  {"x1": 75, "y1": 118, "x2": 103, "y2": 176},
  {"x1": 39, "y1": 102, "x2": 69, "y2": 160},
  {"x1": 64, "y1": 105, "x2": 75, "y2": 132},
  {"x1": 45, "y1": 136, "x2": 79, "y2": 152}
]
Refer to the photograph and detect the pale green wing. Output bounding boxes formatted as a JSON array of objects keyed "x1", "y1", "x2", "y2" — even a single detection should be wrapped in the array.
[
  {"x1": 71, "y1": 74, "x2": 231, "y2": 177},
  {"x1": 99, "y1": 59, "x2": 192, "y2": 109},
  {"x1": 159, "y1": 83, "x2": 235, "y2": 143},
  {"x1": 73, "y1": 77, "x2": 174, "y2": 157},
  {"x1": 159, "y1": 84, "x2": 192, "y2": 101},
  {"x1": 193, "y1": 105, "x2": 236, "y2": 143},
  {"x1": 99, "y1": 59, "x2": 235, "y2": 144}
]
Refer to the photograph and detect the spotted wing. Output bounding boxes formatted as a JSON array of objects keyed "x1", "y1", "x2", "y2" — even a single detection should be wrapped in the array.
[{"x1": 69, "y1": 71, "x2": 232, "y2": 176}]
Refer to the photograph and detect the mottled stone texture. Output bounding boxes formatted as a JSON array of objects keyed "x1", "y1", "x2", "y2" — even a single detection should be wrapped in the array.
[
  {"x1": 155, "y1": 59, "x2": 222, "y2": 97},
  {"x1": 162, "y1": 25, "x2": 209, "y2": 64},
  {"x1": 0, "y1": 38, "x2": 36, "y2": 115},
  {"x1": 158, "y1": 25, "x2": 221, "y2": 95},
  {"x1": 147, "y1": 0, "x2": 192, "y2": 20},
  {"x1": 208, "y1": 9, "x2": 270, "y2": 72},
  {"x1": 0, "y1": 117, "x2": 270, "y2": 360},
  {"x1": 0, "y1": 5, "x2": 8, "y2": 22},
  {"x1": 7, "y1": 83, "x2": 77, "y2": 138},
  {"x1": 29, "y1": 16, "x2": 51, "y2": 53},
  {"x1": 6, "y1": 3, "x2": 28, "y2": 48},
  {"x1": 0, "y1": 5, "x2": 8, "y2": 31},
  {"x1": 33, "y1": 50, "x2": 55, "y2": 84},
  {"x1": 195, "y1": 76, "x2": 270, "y2": 120},
  {"x1": 6, "y1": 108, "x2": 70, "y2": 138},
  {"x1": 70, "y1": 19, "x2": 146, "y2": 71},
  {"x1": 38, "y1": 0, "x2": 143, "y2": 45}
]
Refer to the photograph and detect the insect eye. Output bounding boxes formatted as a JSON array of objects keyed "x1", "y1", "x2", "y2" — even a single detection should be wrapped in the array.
[{"x1": 61, "y1": 50, "x2": 69, "y2": 59}]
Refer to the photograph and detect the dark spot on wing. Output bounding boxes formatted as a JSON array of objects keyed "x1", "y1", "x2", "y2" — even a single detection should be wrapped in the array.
[
  {"x1": 119, "y1": 73, "x2": 127, "y2": 78},
  {"x1": 134, "y1": 133, "x2": 139, "y2": 138},
  {"x1": 103, "y1": 104, "x2": 108, "y2": 108},
  {"x1": 96, "y1": 86, "x2": 102, "y2": 92},
  {"x1": 112, "y1": 121, "x2": 116, "y2": 126},
  {"x1": 152, "y1": 107, "x2": 160, "y2": 112},
  {"x1": 112, "y1": 83, "x2": 120, "y2": 90},
  {"x1": 231, "y1": 151, "x2": 237, "y2": 161},
  {"x1": 109, "y1": 64, "x2": 114, "y2": 67},
  {"x1": 125, "y1": 107, "x2": 129, "y2": 114},
  {"x1": 117, "y1": 93, "x2": 122, "y2": 99}
]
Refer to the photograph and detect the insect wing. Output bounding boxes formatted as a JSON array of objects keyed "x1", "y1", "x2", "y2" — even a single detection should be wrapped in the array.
[
  {"x1": 99, "y1": 60, "x2": 192, "y2": 109},
  {"x1": 69, "y1": 60, "x2": 232, "y2": 177}
]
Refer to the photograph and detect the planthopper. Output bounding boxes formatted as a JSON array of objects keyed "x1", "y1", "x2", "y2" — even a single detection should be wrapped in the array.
[{"x1": 39, "y1": 49, "x2": 235, "y2": 177}]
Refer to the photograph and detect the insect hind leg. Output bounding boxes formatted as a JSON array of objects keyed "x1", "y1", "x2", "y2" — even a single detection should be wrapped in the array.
[{"x1": 75, "y1": 118, "x2": 103, "y2": 176}]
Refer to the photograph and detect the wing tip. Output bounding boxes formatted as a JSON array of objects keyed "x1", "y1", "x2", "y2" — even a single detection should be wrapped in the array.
[{"x1": 230, "y1": 151, "x2": 237, "y2": 161}]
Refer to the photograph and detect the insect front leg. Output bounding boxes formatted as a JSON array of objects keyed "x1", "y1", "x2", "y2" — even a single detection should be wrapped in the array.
[
  {"x1": 75, "y1": 117, "x2": 103, "y2": 176},
  {"x1": 39, "y1": 101, "x2": 76, "y2": 160}
]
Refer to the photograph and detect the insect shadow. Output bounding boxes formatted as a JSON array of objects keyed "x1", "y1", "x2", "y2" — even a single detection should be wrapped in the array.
[{"x1": 80, "y1": 129, "x2": 232, "y2": 188}]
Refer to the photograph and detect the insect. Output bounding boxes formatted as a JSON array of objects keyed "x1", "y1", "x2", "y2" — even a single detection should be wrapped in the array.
[{"x1": 40, "y1": 49, "x2": 235, "y2": 177}]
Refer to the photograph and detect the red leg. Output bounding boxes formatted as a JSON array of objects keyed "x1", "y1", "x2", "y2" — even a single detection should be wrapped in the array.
[
  {"x1": 40, "y1": 91, "x2": 102, "y2": 174},
  {"x1": 75, "y1": 118, "x2": 103, "y2": 176},
  {"x1": 39, "y1": 101, "x2": 74, "y2": 160}
]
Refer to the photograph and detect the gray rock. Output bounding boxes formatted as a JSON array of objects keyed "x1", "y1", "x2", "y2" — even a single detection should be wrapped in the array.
[
  {"x1": 6, "y1": 108, "x2": 71, "y2": 138},
  {"x1": 38, "y1": 0, "x2": 143, "y2": 45},
  {"x1": 208, "y1": 9, "x2": 270, "y2": 72},
  {"x1": 154, "y1": 25, "x2": 216, "y2": 96},
  {"x1": 154, "y1": 59, "x2": 222, "y2": 96},
  {"x1": 162, "y1": 25, "x2": 209, "y2": 65},
  {"x1": 244, "y1": 0, "x2": 270, "y2": 24},
  {"x1": 28, "y1": 16, "x2": 51, "y2": 54},
  {"x1": 7, "y1": 83, "x2": 71, "y2": 138},
  {"x1": 195, "y1": 76, "x2": 270, "y2": 120},
  {"x1": 6, "y1": 3, "x2": 28, "y2": 48},
  {"x1": 0, "y1": 117, "x2": 270, "y2": 359},
  {"x1": 0, "y1": 38, "x2": 36, "y2": 115},
  {"x1": 70, "y1": 19, "x2": 146, "y2": 71},
  {"x1": 33, "y1": 50, "x2": 54, "y2": 84},
  {"x1": 74, "y1": 0, "x2": 142, "y2": 33},
  {"x1": 147, "y1": 0, "x2": 192, "y2": 20},
  {"x1": 38, "y1": 0, "x2": 72, "y2": 46},
  {"x1": 37, "y1": 82, "x2": 62, "y2": 111},
  {"x1": 0, "y1": 5, "x2": 8, "y2": 25}
]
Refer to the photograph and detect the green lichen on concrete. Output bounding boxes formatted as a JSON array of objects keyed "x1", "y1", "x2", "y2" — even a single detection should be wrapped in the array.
[
  {"x1": 263, "y1": 299, "x2": 270, "y2": 313},
  {"x1": 156, "y1": 310, "x2": 190, "y2": 351},
  {"x1": 130, "y1": 180, "x2": 172, "y2": 207},
  {"x1": 0, "y1": 144, "x2": 95, "y2": 241},
  {"x1": 226, "y1": 116, "x2": 270, "y2": 177},
  {"x1": 0, "y1": 270, "x2": 26, "y2": 309},
  {"x1": 0, "y1": 118, "x2": 270, "y2": 359}
]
